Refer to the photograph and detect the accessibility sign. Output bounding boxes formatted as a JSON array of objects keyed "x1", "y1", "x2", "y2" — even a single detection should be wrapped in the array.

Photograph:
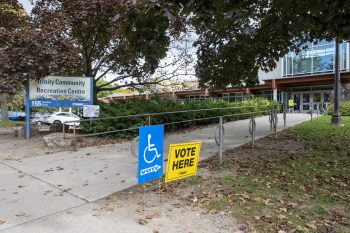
[
  {"x1": 138, "y1": 125, "x2": 164, "y2": 185},
  {"x1": 165, "y1": 142, "x2": 201, "y2": 183}
]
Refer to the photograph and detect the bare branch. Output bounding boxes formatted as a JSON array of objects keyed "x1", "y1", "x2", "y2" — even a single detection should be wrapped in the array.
[
  {"x1": 98, "y1": 81, "x2": 159, "y2": 91},
  {"x1": 97, "y1": 75, "x2": 132, "y2": 88}
]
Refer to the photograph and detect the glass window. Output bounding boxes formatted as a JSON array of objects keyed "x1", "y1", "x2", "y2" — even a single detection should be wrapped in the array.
[
  {"x1": 324, "y1": 93, "x2": 330, "y2": 102},
  {"x1": 303, "y1": 94, "x2": 310, "y2": 103},
  {"x1": 340, "y1": 43, "x2": 347, "y2": 70},
  {"x1": 313, "y1": 93, "x2": 321, "y2": 102},
  {"x1": 283, "y1": 41, "x2": 348, "y2": 77},
  {"x1": 235, "y1": 93, "x2": 243, "y2": 102},
  {"x1": 312, "y1": 42, "x2": 334, "y2": 73},
  {"x1": 293, "y1": 51, "x2": 312, "y2": 75}
]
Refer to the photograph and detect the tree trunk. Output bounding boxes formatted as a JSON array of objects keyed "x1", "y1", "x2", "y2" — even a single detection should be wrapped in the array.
[
  {"x1": 0, "y1": 94, "x2": 9, "y2": 121},
  {"x1": 93, "y1": 81, "x2": 98, "y2": 104}
]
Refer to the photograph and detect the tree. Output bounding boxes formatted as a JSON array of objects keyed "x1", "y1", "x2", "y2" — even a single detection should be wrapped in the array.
[
  {"x1": 0, "y1": 0, "x2": 28, "y2": 121},
  {"x1": 0, "y1": 0, "x2": 79, "y2": 120},
  {"x1": 31, "y1": 0, "x2": 182, "y2": 103},
  {"x1": 183, "y1": 0, "x2": 285, "y2": 89},
  {"x1": 254, "y1": 0, "x2": 350, "y2": 125},
  {"x1": 183, "y1": 0, "x2": 350, "y2": 89}
]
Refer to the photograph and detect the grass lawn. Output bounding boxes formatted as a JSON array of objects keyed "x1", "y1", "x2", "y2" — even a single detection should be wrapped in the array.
[
  {"x1": 195, "y1": 116, "x2": 350, "y2": 232},
  {"x1": 0, "y1": 120, "x2": 25, "y2": 129}
]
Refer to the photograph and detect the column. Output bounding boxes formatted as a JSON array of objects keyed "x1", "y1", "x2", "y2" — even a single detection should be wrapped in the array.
[{"x1": 273, "y1": 89, "x2": 278, "y2": 101}]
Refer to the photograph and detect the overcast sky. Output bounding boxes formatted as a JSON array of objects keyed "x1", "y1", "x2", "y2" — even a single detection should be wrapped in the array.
[{"x1": 18, "y1": 0, "x2": 33, "y2": 13}]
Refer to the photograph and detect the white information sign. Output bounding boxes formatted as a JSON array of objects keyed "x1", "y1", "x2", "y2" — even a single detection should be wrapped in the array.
[{"x1": 83, "y1": 105, "x2": 100, "y2": 118}]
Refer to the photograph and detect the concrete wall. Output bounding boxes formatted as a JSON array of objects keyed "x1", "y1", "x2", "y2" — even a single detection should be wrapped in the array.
[{"x1": 258, "y1": 59, "x2": 282, "y2": 82}]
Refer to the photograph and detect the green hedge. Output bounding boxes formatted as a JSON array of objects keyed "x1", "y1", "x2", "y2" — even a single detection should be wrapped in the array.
[
  {"x1": 327, "y1": 100, "x2": 350, "y2": 116},
  {"x1": 80, "y1": 97, "x2": 275, "y2": 138}
]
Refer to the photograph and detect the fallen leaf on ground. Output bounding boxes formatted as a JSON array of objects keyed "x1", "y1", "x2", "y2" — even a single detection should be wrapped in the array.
[
  {"x1": 253, "y1": 197, "x2": 262, "y2": 203},
  {"x1": 145, "y1": 213, "x2": 160, "y2": 220},
  {"x1": 136, "y1": 207, "x2": 144, "y2": 213},
  {"x1": 280, "y1": 208, "x2": 287, "y2": 213},
  {"x1": 287, "y1": 202, "x2": 298, "y2": 208},
  {"x1": 339, "y1": 220, "x2": 350, "y2": 226},
  {"x1": 138, "y1": 219, "x2": 148, "y2": 225},
  {"x1": 15, "y1": 213, "x2": 26, "y2": 217},
  {"x1": 306, "y1": 221, "x2": 317, "y2": 230},
  {"x1": 278, "y1": 214, "x2": 287, "y2": 220}
]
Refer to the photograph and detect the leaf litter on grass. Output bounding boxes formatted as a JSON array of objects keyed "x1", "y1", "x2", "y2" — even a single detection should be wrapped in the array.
[{"x1": 196, "y1": 116, "x2": 350, "y2": 233}]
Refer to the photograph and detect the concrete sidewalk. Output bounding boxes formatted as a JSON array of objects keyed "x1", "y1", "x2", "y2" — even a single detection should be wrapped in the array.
[{"x1": 0, "y1": 113, "x2": 312, "y2": 232}]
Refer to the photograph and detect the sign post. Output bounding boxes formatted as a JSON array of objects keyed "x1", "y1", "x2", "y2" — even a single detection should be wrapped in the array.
[
  {"x1": 165, "y1": 142, "x2": 201, "y2": 183},
  {"x1": 138, "y1": 125, "x2": 164, "y2": 185},
  {"x1": 25, "y1": 79, "x2": 30, "y2": 139}
]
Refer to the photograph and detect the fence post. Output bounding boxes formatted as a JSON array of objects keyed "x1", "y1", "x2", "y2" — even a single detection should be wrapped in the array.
[
  {"x1": 193, "y1": 111, "x2": 196, "y2": 127},
  {"x1": 63, "y1": 122, "x2": 66, "y2": 139},
  {"x1": 269, "y1": 109, "x2": 273, "y2": 132},
  {"x1": 218, "y1": 116, "x2": 223, "y2": 164},
  {"x1": 249, "y1": 113, "x2": 256, "y2": 149},
  {"x1": 283, "y1": 108, "x2": 287, "y2": 127},
  {"x1": 317, "y1": 103, "x2": 320, "y2": 116},
  {"x1": 273, "y1": 109, "x2": 278, "y2": 139},
  {"x1": 148, "y1": 115, "x2": 151, "y2": 126},
  {"x1": 73, "y1": 123, "x2": 77, "y2": 150},
  {"x1": 310, "y1": 109, "x2": 313, "y2": 122}
]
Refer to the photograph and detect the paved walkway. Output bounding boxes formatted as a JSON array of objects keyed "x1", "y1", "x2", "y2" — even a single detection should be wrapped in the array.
[{"x1": 0, "y1": 113, "x2": 312, "y2": 232}]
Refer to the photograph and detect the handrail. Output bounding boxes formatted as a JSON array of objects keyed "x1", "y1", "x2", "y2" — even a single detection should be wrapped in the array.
[{"x1": 64, "y1": 104, "x2": 271, "y2": 124}]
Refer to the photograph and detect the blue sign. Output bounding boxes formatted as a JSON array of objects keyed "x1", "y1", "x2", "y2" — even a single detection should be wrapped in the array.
[
  {"x1": 138, "y1": 125, "x2": 164, "y2": 185},
  {"x1": 27, "y1": 76, "x2": 93, "y2": 108},
  {"x1": 29, "y1": 100, "x2": 92, "y2": 108},
  {"x1": 25, "y1": 76, "x2": 94, "y2": 139}
]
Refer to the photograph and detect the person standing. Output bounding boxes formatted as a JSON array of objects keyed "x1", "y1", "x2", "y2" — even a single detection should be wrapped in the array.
[{"x1": 288, "y1": 97, "x2": 294, "y2": 113}]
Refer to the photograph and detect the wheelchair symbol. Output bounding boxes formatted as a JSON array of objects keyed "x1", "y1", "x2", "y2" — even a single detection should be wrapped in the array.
[{"x1": 143, "y1": 134, "x2": 161, "y2": 164}]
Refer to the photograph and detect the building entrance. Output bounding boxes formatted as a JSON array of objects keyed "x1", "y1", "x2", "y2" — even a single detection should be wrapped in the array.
[{"x1": 291, "y1": 91, "x2": 331, "y2": 112}]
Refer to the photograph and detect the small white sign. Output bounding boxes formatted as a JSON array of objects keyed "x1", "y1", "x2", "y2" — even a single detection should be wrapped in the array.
[{"x1": 83, "y1": 105, "x2": 100, "y2": 118}]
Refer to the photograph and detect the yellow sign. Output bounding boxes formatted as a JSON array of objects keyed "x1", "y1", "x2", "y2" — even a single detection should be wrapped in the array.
[{"x1": 165, "y1": 142, "x2": 201, "y2": 182}]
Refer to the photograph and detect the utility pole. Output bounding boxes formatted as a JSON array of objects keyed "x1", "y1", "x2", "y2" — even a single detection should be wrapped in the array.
[{"x1": 331, "y1": 39, "x2": 342, "y2": 125}]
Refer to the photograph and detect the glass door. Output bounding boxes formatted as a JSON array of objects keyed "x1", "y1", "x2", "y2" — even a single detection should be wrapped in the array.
[
  {"x1": 293, "y1": 94, "x2": 301, "y2": 112},
  {"x1": 313, "y1": 93, "x2": 321, "y2": 110},
  {"x1": 302, "y1": 93, "x2": 310, "y2": 111}
]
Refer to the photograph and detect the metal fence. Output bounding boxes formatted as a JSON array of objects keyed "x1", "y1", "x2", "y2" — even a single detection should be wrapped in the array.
[{"x1": 63, "y1": 105, "x2": 285, "y2": 164}]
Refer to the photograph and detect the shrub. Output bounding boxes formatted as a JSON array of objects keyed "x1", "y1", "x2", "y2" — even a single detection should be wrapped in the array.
[
  {"x1": 327, "y1": 100, "x2": 350, "y2": 116},
  {"x1": 80, "y1": 97, "x2": 274, "y2": 138}
]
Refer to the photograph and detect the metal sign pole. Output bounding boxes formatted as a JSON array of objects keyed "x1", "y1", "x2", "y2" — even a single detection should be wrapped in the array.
[{"x1": 25, "y1": 79, "x2": 30, "y2": 139}]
